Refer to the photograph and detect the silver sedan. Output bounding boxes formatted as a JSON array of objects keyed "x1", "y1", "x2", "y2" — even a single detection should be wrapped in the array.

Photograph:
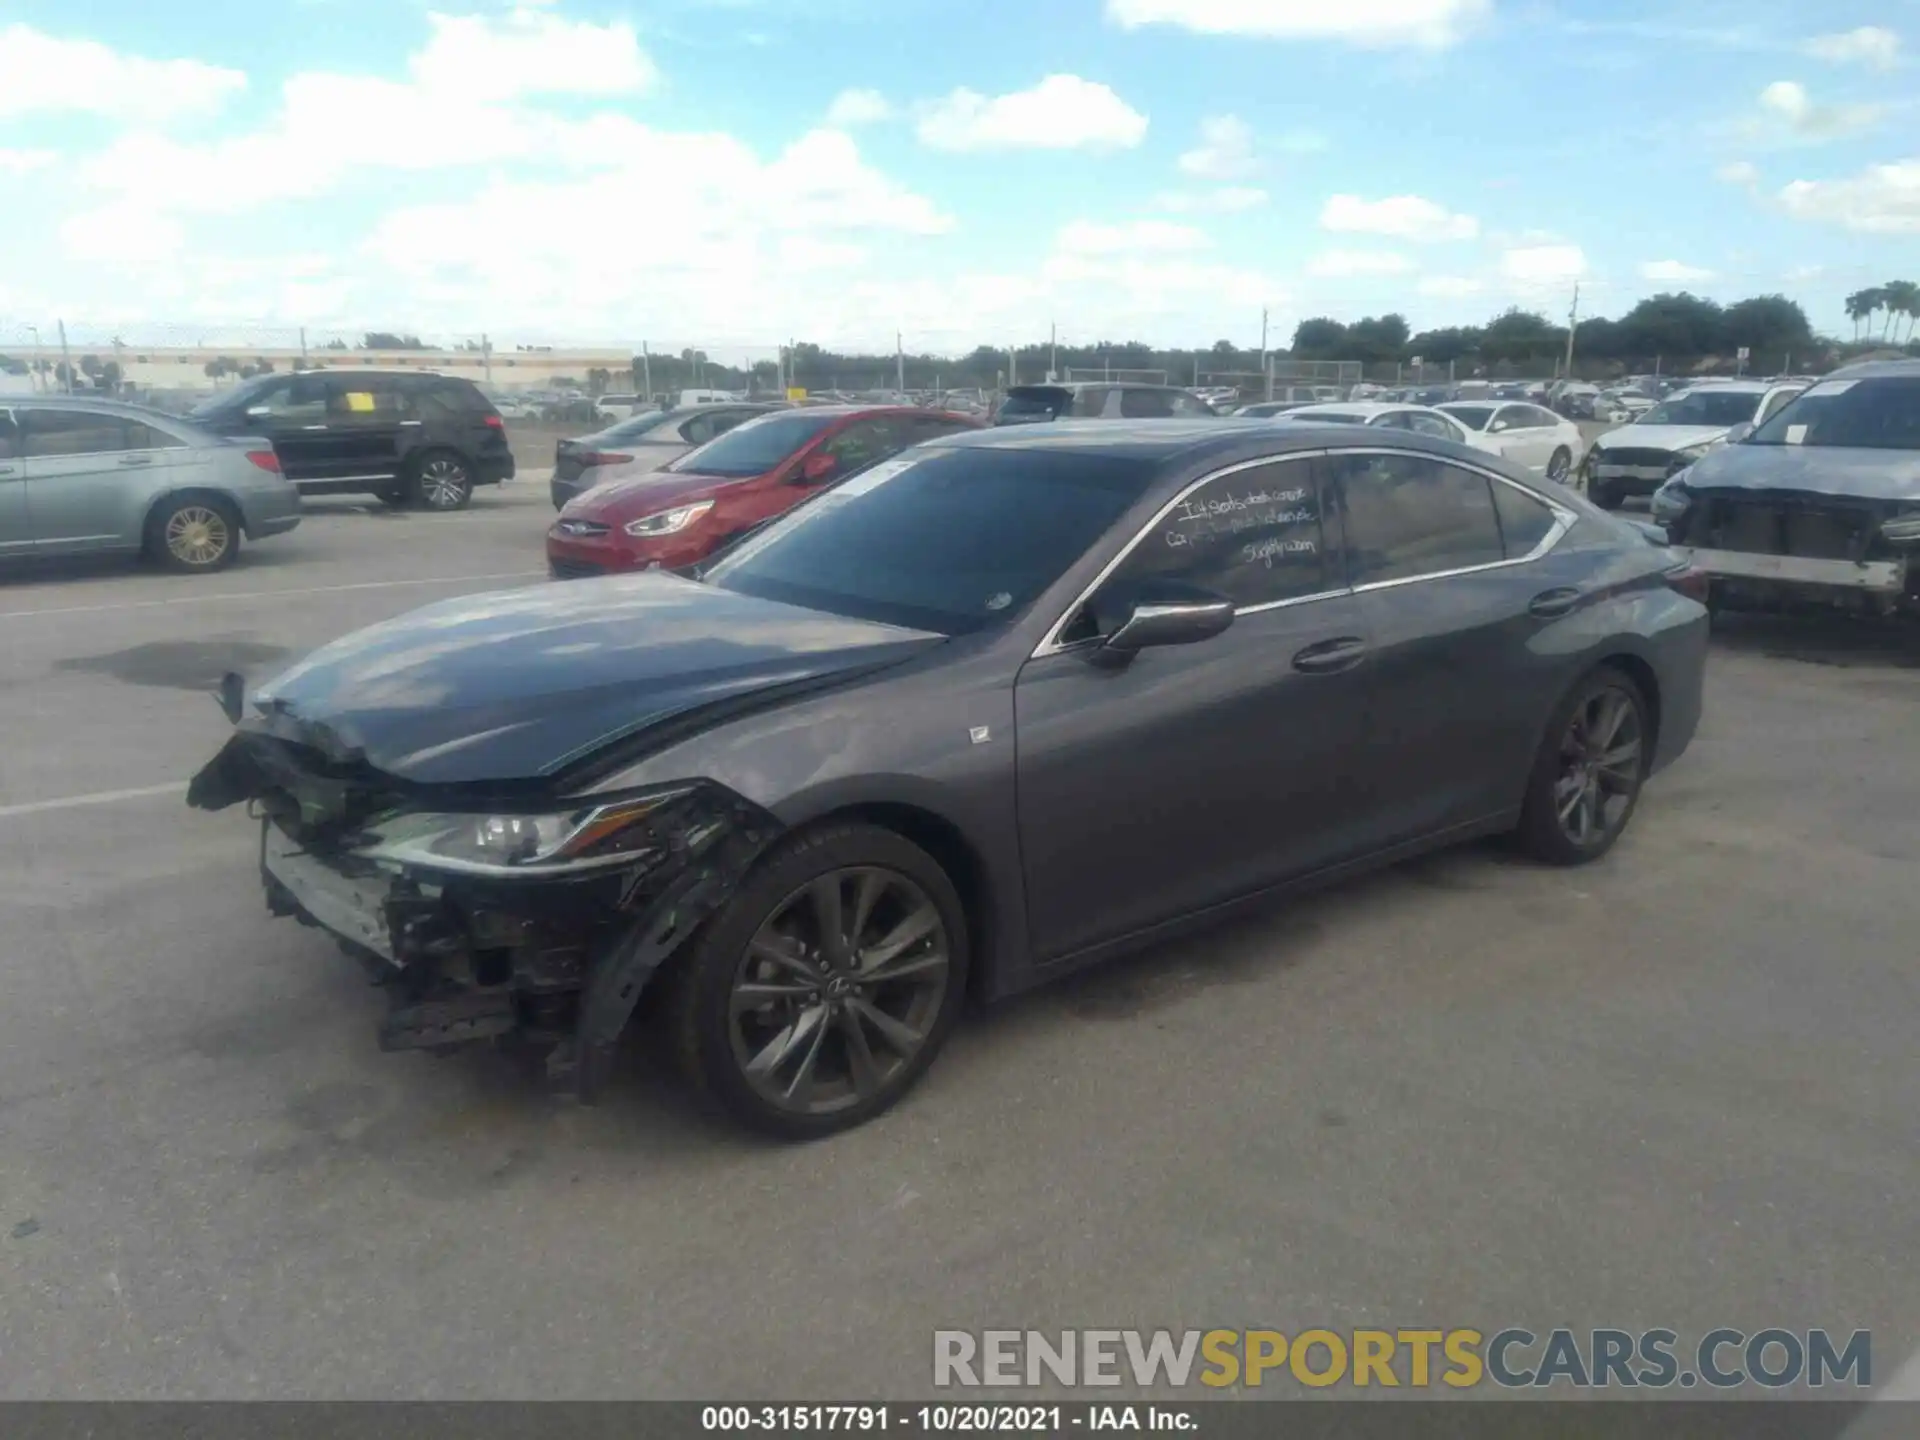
[{"x1": 0, "y1": 396, "x2": 301, "y2": 572}]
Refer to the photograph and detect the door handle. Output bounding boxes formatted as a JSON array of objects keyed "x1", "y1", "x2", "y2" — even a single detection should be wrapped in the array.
[
  {"x1": 1292, "y1": 636, "x2": 1368, "y2": 674},
  {"x1": 301, "y1": 424, "x2": 329, "y2": 431},
  {"x1": 399, "y1": 420, "x2": 423, "y2": 426},
  {"x1": 1528, "y1": 587, "x2": 1582, "y2": 619},
  {"x1": 116, "y1": 454, "x2": 153, "y2": 466}
]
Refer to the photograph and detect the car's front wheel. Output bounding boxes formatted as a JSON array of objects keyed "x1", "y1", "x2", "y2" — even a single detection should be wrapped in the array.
[
  {"x1": 149, "y1": 495, "x2": 240, "y2": 573},
  {"x1": 670, "y1": 822, "x2": 968, "y2": 1139},
  {"x1": 1546, "y1": 447, "x2": 1572, "y2": 483},
  {"x1": 1515, "y1": 665, "x2": 1650, "y2": 865}
]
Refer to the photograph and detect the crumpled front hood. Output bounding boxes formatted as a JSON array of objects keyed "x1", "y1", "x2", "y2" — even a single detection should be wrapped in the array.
[
  {"x1": 1679, "y1": 442, "x2": 1920, "y2": 501},
  {"x1": 561, "y1": 468, "x2": 744, "y2": 520},
  {"x1": 243, "y1": 573, "x2": 941, "y2": 784},
  {"x1": 1594, "y1": 424, "x2": 1730, "y2": 454}
]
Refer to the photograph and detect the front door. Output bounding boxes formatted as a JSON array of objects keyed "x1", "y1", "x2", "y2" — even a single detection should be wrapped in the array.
[
  {"x1": 1323, "y1": 449, "x2": 1580, "y2": 842},
  {"x1": 18, "y1": 407, "x2": 172, "y2": 551},
  {"x1": 1014, "y1": 455, "x2": 1378, "y2": 964},
  {"x1": 244, "y1": 374, "x2": 335, "y2": 484},
  {"x1": 0, "y1": 410, "x2": 28, "y2": 553}
]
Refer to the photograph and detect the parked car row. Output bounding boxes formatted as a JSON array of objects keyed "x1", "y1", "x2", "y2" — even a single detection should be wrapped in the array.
[{"x1": 1581, "y1": 379, "x2": 1807, "y2": 510}]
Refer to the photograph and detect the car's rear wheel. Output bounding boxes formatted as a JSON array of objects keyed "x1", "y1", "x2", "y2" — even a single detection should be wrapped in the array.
[
  {"x1": 408, "y1": 452, "x2": 474, "y2": 511},
  {"x1": 148, "y1": 495, "x2": 240, "y2": 573},
  {"x1": 670, "y1": 822, "x2": 968, "y2": 1139},
  {"x1": 1546, "y1": 447, "x2": 1572, "y2": 483},
  {"x1": 1515, "y1": 665, "x2": 1650, "y2": 865}
]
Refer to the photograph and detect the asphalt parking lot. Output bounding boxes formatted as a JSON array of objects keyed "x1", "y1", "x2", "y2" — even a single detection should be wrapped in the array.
[{"x1": 1, "y1": 471, "x2": 1917, "y2": 1400}]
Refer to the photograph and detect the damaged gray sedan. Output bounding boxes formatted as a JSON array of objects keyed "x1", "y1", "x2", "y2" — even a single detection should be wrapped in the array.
[
  {"x1": 1652, "y1": 360, "x2": 1920, "y2": 615},
  {"x1": 191, "y1": 423, "x2": 1706, "y2": 1137}
]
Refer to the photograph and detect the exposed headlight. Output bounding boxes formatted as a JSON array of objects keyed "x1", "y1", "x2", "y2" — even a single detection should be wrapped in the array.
[
  {"x1": 624, "y1": 500, "x2": 714, "y2": 538},
  {"x1": 353, "y1": 787, "x2": 694, "y2": 877},
  {"x1": 1649, "y1": 476, "x2": 1692, "y2": 525},
  {"x1": 1671, "y1": 437, "x2": 1724, "y2": 464}
]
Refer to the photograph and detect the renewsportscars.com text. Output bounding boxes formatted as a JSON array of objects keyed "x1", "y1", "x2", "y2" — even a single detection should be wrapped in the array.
[{"x1": 933, "y1": 1328, "x2": 1873, "y2": 1390}]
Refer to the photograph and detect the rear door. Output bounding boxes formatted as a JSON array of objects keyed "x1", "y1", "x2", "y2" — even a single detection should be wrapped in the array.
[
  {"x1": 0, "y1": 410, "x2": 28, "y2": 553},
  {"x1": 1326, "y1": 449, "x2": 1579, "y2": 842},
  {"x1": 1492, "y1": 404, "x2": 1550, "y2": 471},
  {"x1": 320, "y1": 374, "x2": 406, "y2": 483},
  {"x1": 19, "y1": 409, "x2": 182, "y2": 550}
]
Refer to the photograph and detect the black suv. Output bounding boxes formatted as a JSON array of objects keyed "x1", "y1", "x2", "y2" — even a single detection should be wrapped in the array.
[
  {"x1": 992, "y1": 382, "x2": 1218, "y2": 424},
  {"x1": 187, "y1": 370, "x2": 515, "y2": 510}
]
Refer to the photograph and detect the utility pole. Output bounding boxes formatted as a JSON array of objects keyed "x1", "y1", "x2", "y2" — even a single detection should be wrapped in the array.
[
  {"x1": 896, "y1": 331, "x2": 905, "y2": 394},
  {"x1": 1007, "y1": 346, "x2": 1016, "y2": 387},
  {"x1": 481, "y1": 332, "x2": 491, "y2": 385},
  {"x1": 1260, "y1": 307, "x2": 1271, "y2": 401},
  {"x1": 57, "y1": 319, "x2": 72, "y2": 394},
  {"x1": 1562, "y1": 283, "x2": 1580, "y2": 381},
  {"x1": 299, "y1": 326, "x2": 308, "y2": 368},
  {"x1": 641, "y1": 341, "x2": 652, "y2": 401},
  {"x1": 1049, "y1": 321, "x2": 1057, "y2": 381}
]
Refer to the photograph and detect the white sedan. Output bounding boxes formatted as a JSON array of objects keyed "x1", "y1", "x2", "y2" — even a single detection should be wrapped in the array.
[
  {"x1": 1271, "y1": 401, "x2": 1504, "y2": 458},
  {"x1": 1437, "y1": 400, "x2": 1587, "y2": 483}
]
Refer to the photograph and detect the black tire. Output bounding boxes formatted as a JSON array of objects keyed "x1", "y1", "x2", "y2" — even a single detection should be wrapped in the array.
[
  {"x1": 1514, "y1": 665, "x2": 1651, "y2": 866},
  {"x1": 147, "y1": 494, "x2": 241, "y2": 573},
  {"x1": 406, "y1": 451, "x2": 474, "y2": 511},
  {"x1": 1545, "y1": 447, "x2": 1572, "y2": 484},
  {"x1": 1588, "y1": 477, "x2": 1622, "y2": 510},
  {"x1": 668, "y1": 822, "x2": 969, "y2": 1139}
]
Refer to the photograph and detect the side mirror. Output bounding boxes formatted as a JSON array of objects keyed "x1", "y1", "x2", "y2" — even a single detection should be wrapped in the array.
[
  {"x1": 799, "y1": 452, "x2": 838, "y2": 483},
  {"x1": 1725, "y1": 421, "x2": 1753, "y2": 444},
  {"x1": 245, "y1": 405, "x2": 270, "y2": 419},
  {"x1": 1091, "y1": 584, "x2": 1234, "y2": 665},
  {"x1": 1489, "y1": 418, "x2": 1508, "y2": 433}
]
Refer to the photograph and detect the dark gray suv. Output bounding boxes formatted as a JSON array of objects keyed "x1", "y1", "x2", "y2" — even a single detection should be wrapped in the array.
[
  {"x1": 189, "y1": 370, "x2": 515, "y2": 511},
  {"x1": 994, "y1": 382, "x2": 1219, "y2": 424}
]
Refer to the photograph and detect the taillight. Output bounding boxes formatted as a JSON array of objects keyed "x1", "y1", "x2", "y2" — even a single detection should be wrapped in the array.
[
  {"x1": 581, "y1": 451, "x2": 634, "y2": 467},
  {"x1": 245, "y1": 449, "x2": 281, "y2": 474},
  {"x1": 1664, "y1": 562, "x2": 1710, "y2": 604},
  {"x1": 483, "y1": 413, "x2": 505, "y2": 429}
]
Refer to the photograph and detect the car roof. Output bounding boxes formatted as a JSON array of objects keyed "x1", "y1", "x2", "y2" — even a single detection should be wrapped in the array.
[
  {"x1": 1675, "y1": 379, "x2": 1774, "y2": 394},
  {"x1": 2, "y1": 394, "x2": 198, "y2": 422},
  {"x1": 1286, "y1": 401, "x2": 1432, "y2": 416},
  {"x1": 1826, "y1": 358, "x2": 1920, "y2": 380},
  {"x1": 1008, "y1": 381, "x2": 1194, "y2": 394}
]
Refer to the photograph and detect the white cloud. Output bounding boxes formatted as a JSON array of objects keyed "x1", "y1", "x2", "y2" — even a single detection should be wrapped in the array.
[
  {"x1": 0, "y1": 149, "x2": 55, "y2": 175},
  {"x1": 409, "y1": 6, "x2": 654, "y2": 100},
  {"x1": 1056, "y1": 219, "x2": 1210, "y2": 255},
  {"x1": 1417, "y1": 275, "x2": 1484, "y2": 298},
  {"x1": 1717, "y1": 159, "x2": 1760, "y2": 184},
  {"x1": 1804, "y1": 27, "x2": 1900, "y2": 71},
  {"x1": 825, "y1": 88, "x2": 892, "y2": 126},
  {"x1": 1106, "y1": 0, "x2": 1489, "y2": 47},
  {"x1": 0, "y1": 22, "x2": 247, "y2": 120},
  {"x1": 915, "y1": 74, "x2": 1147, "y2": 151},
  {"x1": 1305, "y1": 249, "x2": 1413, "y2": 277},
  {"x1": 1320, "y1": 192, "x2": 1478, "y2": 241},
  {"x1": 1501, "y1": 244, "x2": 1586, "y2": 284},
  {"x1": 1156, "y1": 186, "x2": 1269, "y2": 213},
  {"x1": 1640, "y1": 259, "x2": 1715, "y2": 283},
  {"x1": 1179, "y1": 115, "x2": 1258, "y2": 179},
  {"x1": 1756, "y1": 80, "x2": 1881, "y2": 139},
  {"x1": 1778, "y1": 158, "x2": 1920, "y2": 233}
]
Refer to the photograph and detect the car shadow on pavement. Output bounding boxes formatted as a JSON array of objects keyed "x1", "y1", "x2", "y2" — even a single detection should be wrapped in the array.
[
  {"x1": 1709, "y1": 611, "x2": 1919, "y2": 669},
  {"x1": 0, "y1": 547, "x2": 308, "y2": 593}
]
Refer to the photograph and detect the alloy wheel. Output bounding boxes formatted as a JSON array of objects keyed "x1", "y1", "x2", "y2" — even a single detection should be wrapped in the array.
[
  {"x1": 727, "y1": 866, "x2": 950, "y2": 1117},
  {"x1": 165, "y1": 506, "x2": 231, "y2": 567},
  {"x1": 1553, "y1": 685, "x2": 1643, "y2": 848},
  {"x1": 1547, "y1": 449, "x2": 1571, "y2": 482},
  {"x1": 419, "y1": 458, "x2": 471, "y2": 509}
]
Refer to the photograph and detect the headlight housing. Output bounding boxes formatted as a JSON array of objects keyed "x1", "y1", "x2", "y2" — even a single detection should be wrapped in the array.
[
  {"x1": 624, "y1": 500, "x2": 714, "y2": 538},
  {"x1": 1880, "y1": 510, "x2": 1920, "y2": 544},
  {"x1": 1649, "y1": 476, "x2": 1693, "y2": 526},
  {"x1": 1670, "y1": 437, "x2": 1724, "y2": 467},
  {"x1": 353, "y1": 787, "x2": 694, "y2": 877}
]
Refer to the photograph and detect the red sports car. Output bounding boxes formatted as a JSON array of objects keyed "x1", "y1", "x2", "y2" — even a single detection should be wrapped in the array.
[{"x1": 546, "y1": 405, "x2": 983, "y2": 577}]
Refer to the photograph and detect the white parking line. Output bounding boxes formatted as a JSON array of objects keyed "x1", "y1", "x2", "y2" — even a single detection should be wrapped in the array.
[
  {"x1": 0, "y1": 781, "x2": 187, "y2": 819},
  {"x1": 0, "y1": 570, "x2": 545, "y2": 621}
]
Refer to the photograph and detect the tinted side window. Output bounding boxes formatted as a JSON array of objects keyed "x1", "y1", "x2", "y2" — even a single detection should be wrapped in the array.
[
  {"x1": 409, "y1": 379, "x2": 482, "y2": 420},
  {"x1": 327, "y1": 376, "x2": 402, "y2": 417},
  {"x1": 903, "y1": 416, "x2": 976, "y2": 444},
  {"x1": 1070, "y1": 387, "x2": 1110, "y2": 417},
  {"x1": 125, "y1": 420, "x2": 185, "y2": 450},
  {"x1": 21, "y1": 410, "x2": 135, "y2": 457},
  {"x1": 1491, "y1": 480, "x2": 1557, "y2": 558},
  {"x1": 263, "y1": 375, "x2": 328, "y2": 422},
  {"x1": 679, "y1": 412, "x2": 721, "y2": 444},
  {"x1": 1525, "y1": 406, "x2": 1562, "y2": 428},
  {"x1": 1405, "y1": 411, "x2": 1457, "y2": 439},
  {"x1": 1119, "y1": 388, "x2": 1175, "y2": 419},
  {"x1": 1331, "y1": 453, "x2": 1506, "y2": 585},
  {"x1": 819, "y1": 418, "x2": 900, "y2": 473},
  {"x1": 0, "y1": 412, "x2": 18, "y2": 460},
  {"x1": 1169, "y1": 392, "x2": 1215, "y2": 416},
  {"x1": 1103, "y1": 458, "x2": 1328, "y2": 609}
]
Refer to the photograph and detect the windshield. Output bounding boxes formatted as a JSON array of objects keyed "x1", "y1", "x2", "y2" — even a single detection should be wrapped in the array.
[
  {"x1": 1442, "y1": 405, "x2": 1495, "y2": 431},
  {"x1": 704, "y1": 445, "x2": 1155, "y2": 634},
  {"x1": 667, "y1": 410, "x2": 838, "y2": 476},
  {"x1": 186, "y1": 374, "x2": 277, "y2": 419},
  {"x1": 1747, "y1": 376, "x2": 1920, "y2": 451},
  {"x1": 1639, "y1": 390, "x2": 1762, "y2": 428}
]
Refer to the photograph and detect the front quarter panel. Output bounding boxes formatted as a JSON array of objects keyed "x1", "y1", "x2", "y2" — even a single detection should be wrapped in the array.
[{"x1": 574, "y1": 639, "x2": 1032, "y2": 994}]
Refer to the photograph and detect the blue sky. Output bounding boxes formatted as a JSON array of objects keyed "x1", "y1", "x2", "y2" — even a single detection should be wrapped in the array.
[{"x1": 1, "y1": 0, "x2": 1915, "y2": 358}]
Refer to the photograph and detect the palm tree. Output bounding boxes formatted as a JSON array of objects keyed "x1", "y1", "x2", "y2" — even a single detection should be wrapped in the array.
[
  {"x1": 1885, "y1": 280, "x2": 1920, "y2": 344},
  {"x1": 1844, "y1": 288, "x2": 1876, "y2": 340}
]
